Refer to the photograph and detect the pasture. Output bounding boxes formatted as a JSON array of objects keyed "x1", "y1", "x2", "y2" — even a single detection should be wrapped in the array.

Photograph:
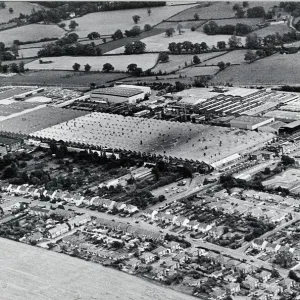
[
  {"x1": 212, "y1": 53, "x2": 300, "y2": 85},
  {"x1": 201, "y1": 50, "x2": 249, "y2": 65},
  {"x1": 31, "y1": 112, "x2": 274, "y2": 164},
  {"x1": 19, "y1": 47, "x2": 42, "y2": 58},
  {"x1": 209, "y1": 18, "x2": 263, "y2": 28},
  {"x1": 107, "y1": 31, "x2": 246, "y2": 54},
  {"x1": 177, "y1": 65, "x2": 220, "y2": 76},
  {"x1": 61, "y1": 4, "x2": 197, "y2": 38},
  {"x1": 156, "y1": 20, "x2": 206, "y2": 31},
  {"x1": 263, "y1": 168, "x2": 300, "y2": 190},
  {"x1": 1, "y1": 24, "x2": 65, "y2": 46},
  {"x1": 25, "y1": 54, "x2": 159, "y2": 72},
  {"x1": 0, "y1": 106, "x2": 89, "y2": 134},
  {"x1": 254, "y1": 23, "x2": 292, "y2": 38},
  {"x1": 152, "y1": 52, "x2": 227, "y2": 73}
]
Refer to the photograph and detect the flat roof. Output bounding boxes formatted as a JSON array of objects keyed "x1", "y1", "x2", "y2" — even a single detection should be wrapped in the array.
[
  {"x1": 231, "y1": 115, "x2": 273, "y2": 125},
  {"x1": 259, "y1": 121, "x2": 286, "y2": 130},
  {"x1": 282, "y1": 120, "x2": 300, "y2": 129},
  {"x1": 264, "y1": 110, "x2": 300, "y2": 120},
  {"x1": 92, "y1": 87, "x2": 144, "y2": 98}
]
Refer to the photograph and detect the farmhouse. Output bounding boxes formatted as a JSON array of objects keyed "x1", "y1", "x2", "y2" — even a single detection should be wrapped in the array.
[
  {"x1": 91, "y1": 87, "x2": 144, "y2": 104},
  {"x1": 230, "y1": 116, "x2": 275, "y2": 130}
]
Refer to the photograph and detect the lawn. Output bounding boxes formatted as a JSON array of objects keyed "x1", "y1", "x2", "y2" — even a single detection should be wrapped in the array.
[
  {"x1": 61, "y1": 4, "x2": 197, "y2": 38},
  {"x1": 0, "y1": 70, "x2": 129, "y2": 87},
  {"x1": 211, "y1": 52, "x2": 300, "y2": 85},
  {"x1": 253, "y1": 23, "x2": 292, "y2": 38},
  {"x1": 201, "y1": 50, "x2": 249, "y2": 65},
  {"x1": 152, "y1": 52, "x2": 227, "y2": 73},
  {"x1": 1, "y1": 24, "x2": 65, "y2": 46},
  {"x1": 107, "y1": 30, "x2": 246, "y2": 54},
  {"x1": 263, "y1": 168, "x2": 300, "y2": 189},
  {"x1": 25, "y1": 54, "x2": 159, "y2": 72},
  {"x1": 0, "y1": 2, "x2": 45, "y2": 23}
]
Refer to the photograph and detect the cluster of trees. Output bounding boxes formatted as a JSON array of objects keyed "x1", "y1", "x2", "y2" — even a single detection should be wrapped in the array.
[
  {"x1": 280, "y1": 2, "x2": 300, "y2": 17},
  {"x1": 168, "y1": 41, "x2": 209, "y2": 54},
  {"x1": 124, "y1": 40, "x2": 146, "y2": 54},
  {"x1": 0, "y1": 61, "x2": 25, "y2": 74},
  {"x1": 87, "y1": 31, "x2": 101, "y2": 40},
  {"x1": 127, "y1": 63, "x2": 143, "y2": 76},
  {"x1": 71, "y1": 63, "x2": 91, "y2": 72},
  {"x1": 246, "y1": 6, "x2": 266, "y2": 18},
  {"x1": 203, "y1": 21, "x2": 253, "y2": 36}
]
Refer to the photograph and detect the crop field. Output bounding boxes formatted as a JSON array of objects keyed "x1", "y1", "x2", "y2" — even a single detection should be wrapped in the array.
[
  {"x1": 202, "y1": 50, "x2": 249, "y2": 65},
  {"x1": 156, "y1": 20, "x2": 206, "y2": 30},
  {"x1": 108, "y1": 31, "x2": 246, "y2": 54},
  {"x1": 212, "y1": 53, "x2": 300, "y2": 85},
  {"x1": 19, "y1": 47, "x2": 42, "y2": 58},
  {"x1": 25, "y1": 54, "x2": 158, "y2": 72},
  {"x1": 61, "y1": 4, "x2": 197, "y2": 38},
  {"x1": 0, "y1": 2, "x2": 45, "y2": 23},
  {"x1": 152, "y1": 52, "x2": 227, "y2": 73},
  {"x1": 0, "y1": 106, "x2": 89, "y2": 134},
  {"x1": 1, "y1": 24, "x2": 65, "y2": 46},
  {"x1": 0, "y1": 86, "x2": 34, "y2": 101},
  {"x1": 0, "y1": 102, "x2": 40, "y2": 117},
  {"x1": 31, "y1": 112, "x2": 274, "y2": 164},
  {"x1": 177, "y1": 65, "x2": 220, "y2": 76},
  {"x1": 254, "y1": 23, "x2": 292, "y2": 38},
  {"x1": 0, "y1": 70, "x2": 129, "y2": 87},
  {"x1": 263, "y1": 168, "x2": 300, "y2": 190},
  {"x1": 0, "y1": 238, "x2": 195, "y2": 300}
]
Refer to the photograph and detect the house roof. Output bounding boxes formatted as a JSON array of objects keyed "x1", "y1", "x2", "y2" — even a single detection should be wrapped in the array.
[{"x1": 153, "y1": 246, "x2": 168, "y2": 254}]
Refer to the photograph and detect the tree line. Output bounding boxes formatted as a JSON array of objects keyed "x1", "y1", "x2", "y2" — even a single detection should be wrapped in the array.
[{"x1": 203, "y1": 21, "x2": 253, "y2": 36}]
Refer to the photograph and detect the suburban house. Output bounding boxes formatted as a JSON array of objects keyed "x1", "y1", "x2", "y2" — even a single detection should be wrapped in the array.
[
  {"x1": 265, "y1": 242, "x2": 281, "y2": 253},
  {"x1": 152, "y1": 246, "x2": 170, "y2": 257},
  {"x1": 265, "y1": 284, "x2": 283, "y2": 296},
  {"x1": 63, "y1": 193, "x2": 74, "y2": 203},
  {"x1": 186, "y1": 220, "x2": 200, "y2": 231},
  {"x1": 173, "y1": 252, "x2": 187, "y2": 263},
  {"x1": 115, "y1": 202, "x2": 127, "y2": 211},
  {"x1": 29, "y1": 206, "x2": 51, "y2": 217},
  {"x1": 279, "y1": 278, "x2": 294, "y2": 290},
  {"x1": 165, "y1": 241, "x2": 180, "y2": 252},
  {"x1": 67, "y1": 214, "x2": 91, "y2": 229},
  {"x1": 237, "y1": 263, "x2": 254, "y2": 274},
  {"x1": 53, "y1": 208, "x2": 76, "y2": 219},
  {"x1": 243, "y1": 275, "x2": 259, "y2": 290},
  {"x1": 198, "y1": 222, "x2": 213, "y2": 233},
  {"x1": 174, "y1": 216, "x2": 189, "y2": 227},
  {"x1": 252, "y1": 239, "x2": 268, "y2": 251},
  {"x1": 210, "y1": 226, "x2": 225, "y2": 238},
  {"x1": 162, "y1": 259, "x2": 179, "y2": 272},
  {"x1": 210, "y1": 288, "x2": 226, "y2": 300},
  {"x1": 124, "y1": 204, "x2": 139, "y2": 214},
  {"x1": 48, "y1": 223, "x2": 69, "y2": 239},
  {"x1": 126, "y1": 257, "x2": 140, "y2": 269},
  {"x1": 257, "y1": 270, "x2": 271, "y2": 282},
  {"x1": 140, "y1": 252, "x2": 157, "y2": 264},
  {"x1": 226, "y1": 282, "x2": 240, "y2": 295},
  {"x1": 74, "y1": 194, "x2": 85, "y2": 206},
  {"x1": 143, "y1": 208, "x2": 158, "y2": 220}
]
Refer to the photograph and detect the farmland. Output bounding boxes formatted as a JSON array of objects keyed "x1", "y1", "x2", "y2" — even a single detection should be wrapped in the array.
[
  {"x1": 212, "y1": 53, "x2": 300, "y2": 85},
  {"x1": 0, "y1": 106, "x2": 89, "y2": 134},
  {"x1": 156, "y1": 20, "x2": 206, "y2": 31},
  {"x1": 263, "y1": 168, "x2": 300, "y2": 190},
  {"x1": 61, "y1": 4, "x2": 197, "y2": 38},
  {"x1": 108, "y1": 31, "x2": 246, "y2": 54},
  {"x1": 208, "y1": 18, "x2": 264, "y2": 28},
  {"x1": 25, "y1": 54, "x2": 159, "y2": 72},
  {"x1": 201, "y1": 50, "x2": 249, "y2": 66},
  {"x1": 31, "y1": 112, "x2": 274, "y2": 164},
  {"x1": 0, "y1": 102, "x2": 40, "y2": 118},
  {"x1": 1, "y1": 24, "x2": 65, "y2": 46},
  {"x1": 19, "y1": 48, "x2": 42, "y2": 59},
  {"x1": 177, "y1": 65, "x2": 220, "y2": 76},
  {"x1": 152, "y1": 52, "x2": 227, "y2": 73},
  {"x1": 254, "y1": 23, "x2": 292, "y2": 38},
  {"x1": 0, "y1": 238, "x2": 195, "y2": 300}
]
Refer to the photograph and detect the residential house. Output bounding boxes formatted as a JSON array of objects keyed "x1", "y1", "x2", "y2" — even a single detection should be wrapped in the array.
[
  {"x1": 237, "y1": 263, "x2": 254, "y2": 275},
  {"x1": 243, "y1": 275, "x2": 259, "y2": 290},
  {"x1": 257, "y1": 270, "x2": 271, "y2": 282},
  {"x1": 115, "y1": 202, "x2": 126, "y2": 211},
  {"x1": 185, "y1": 247, "x2": 200, "y2": 257},
  {"x1": 210, "y1": 226, "x2": 225, "y2": 238},
  {"x1": 226, "y1": 259, "x2": 241, "y2": 270},
  {"x1": 102, "y1": 199, "x2": 116, "y2": 210},
  {"x1": 63, "y1": 192, "x2": 74, "y2": 203},
  {"x1": 252, "y1": 239, "x2": 268, "y2": 251},
  {"x1": 174, "y1": 216, "x2": 189, "y2": 227},
  {"x1": 152, "y1": 246, "x2": 170, "y2": 257},
  {"x1": 53, "y1": 191, "x2": 66, "y2": 201},
  {"x1": 279, "y1": 278, "x2": 294, "y2": 290},
  {"x1": 226, "y1": 282, "x2": 240, "y2": 295},
  {"x1": 140, "y1": 252, "x2": 157, "y2": 264},
  {"x1": 210, "y1": 288, "x2": 226, "y2": 300},
  {"x1": 292, "y1": 249, "x2": 300, "y2": 260},
  {"x1": 198, "y1": 222, "x2": 213, "y2": 233},
  {"x1": 83, "y1": 196, "x2": 93, "y2": 206},
  {"x1": 124, "y1": 204, "x2": 138, "y2": 214},
  {"x1": 206, "y1": 251, "x2": 219, "y2": 264},
  {"x1": 67, "y1": 214, "x2": 91, "y2": 229},
  {"x1": 47, "y1": 223, "x2": 69, "y2": 239},
  {"x1": 143, "y1": 208, "x2": 158, "y2": 220},
  {"x1": 29, "y1": 206, "x2": 51, "y2": 217},
  {"x1": 126, "y1": 257, "x2": 140, "y2": 269},
  {"x1": 53, "y1": 208, "x2": 76, "y2": 219},
  {"x1": 186, "y1": 220, "x2": 200, "y2": 231},
  {"x1": 265, "y1": 242, "x2": 281, "y2": 253},
  {"x1": 74, "y1": 194, "x2": 85, "y2": 206},
  {"x1": 163, "y1": 259, "x2": 179, "y2": 272},
  {"x1": 266, "y1": 284, "x2": 283, "y2": 296},
  {"x1": 165, "y1": 241, "x2": 180, "y2": 253},
  {"x1": 173, "y1": 252, "x2": 187, "y2": 263},
  {"x1": 17, "y1": 185, "x2": 30, "y2": 195}
]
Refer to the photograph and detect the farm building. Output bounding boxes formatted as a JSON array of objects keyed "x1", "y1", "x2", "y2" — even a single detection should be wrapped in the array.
[
  {"x1": 117, "y1": 84, "x2": 151, "y2": 96},
  {"x1": 230, "y1": 116, "x2": 274, "y2": 130},
  {"x1": 279, "y1": 120, "x2": 300, "y2": 135},
  {"x1": 258, "y1": 121, "x2": 286, "y2": 135},
  {"x1": 90, "y1": 87, "x2": 145, "y2": 104}
]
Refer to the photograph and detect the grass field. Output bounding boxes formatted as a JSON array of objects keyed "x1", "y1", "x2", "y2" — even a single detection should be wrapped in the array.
[
  {"x1": 152, "y1": 52, "x2": 227, "y2": 73},
  {"x1": 253, "y1": 23, "x2": 292, "y2": 38},
  {"x1": 208, "y1": 18, "x2": 263, "y2": 29},
  {"x1": 156, "y1": 20, "x2": 206, "y2": 30},
  {"x1": 19, "y1": 47, "x2": 42, "y2": 58},
  {"x1": 0, "y1": 106, "x2": 89, "y2": 134},
  {"x1": 177, "y1": 65, "x2": 220, "y2": 76},
  {"x1": 212, "y1": 52, "x2": 300, "y2": 85},
  {"x1": 0, "y1": 238, "x2": 195, "y2": 300},
  {"x1": 1, "y1": 24, "x2": 65, "y2": 46},
  {"x1": 61, "y1": 4, "x2": 197, "y2": 38},
  {"x1": 263, "y1": 168, "x2": 300, "y2": 189},
  {"x1": 201, "y1": 50, "x2": 249, "y2": 65},
  {"x1": 0, "y1": 102, "x2": 40, "y2": 117},
  {"x1": 26, "y1": 54, "x2": 158, "y2": 72},
  {"x1": 32, "y1": 112, "x2": 274, "y2": 164},
  {"x1": 108, "y1": 31, "x2": 246, "y2": 54},
  {"x1": 0, "y1": 70, "x2": 129, "y2": 87},
  {"x1": 0, "y1": 2, "x2": 45, "y2": 23}
]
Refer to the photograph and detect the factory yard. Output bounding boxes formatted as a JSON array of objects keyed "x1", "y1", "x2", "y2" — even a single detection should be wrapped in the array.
[
  {"x1": 31, "y1": 112, "x2": 274, "y2": 164},
  {"x1": 263, "y1": 168, "x2": 300, "y2": 190},
  {"x1": 26, "y1": 54, "x2": 159, "y2": 72},
  {"x1": 0, "y1": 238, "x2": 194, "y2": 300}
]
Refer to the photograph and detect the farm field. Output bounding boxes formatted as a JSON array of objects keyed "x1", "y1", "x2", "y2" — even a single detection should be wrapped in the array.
[
  {"x1": 25, "y1": 54, "x2": 159, "y2": 72},
  {"x1": 61, "y1": 4, "x2": 197, "y2": 38},
  {"x1": 0, "y1": 238, "x2": 195, "y2": 300},
  {"x1": 201, "y1": 50, "x2": 249, "y2": 65},
  {"x1": 0, "y1": 2, "x2": 45, "y2": 23},
  {"x1": 31, "y1": 112, "x2": 274, "y2": 164},
  {"x1": 0, "y1": 102, "x2": 40, "y2": 117},
  {"x1": 253, "y1": 23, "x2": 292, "y2": 38},
  {"x1": 0, "y1": 86, "x2": 35, "y2": 101},
  {"x1": 19, "y1": 47, "x2": 42, "y2": 58},
  {"x1": 177, "y1": 65, "x2": 220, "y2": 76},
  {"x1": 212, "y1": 53, "x2": 300, "y2": 85},
  {"x1": 107, "y1": 31, "x2": 246, "y2": 54},
  {"x1": 208, "y1": 18, "x2": 263, "y2": 28},
  {"x1": 152, "y1": 52, "x2": 227, "y2": 73},
  {"x1": 0, "y1": 70, "x2": 129, "y2": 87},
  {"x1": 263, "y1": 168, "x2": 300, "y2": 189},
  {"x1": 156, "y1": 20, "x2": 206, "y2": 30},
  {"x1": 1, "y1": 24, "x2": 65, "y2": 46},
  {"x1": 0, "y1": 106, "x2": 89, "y2": 134}
]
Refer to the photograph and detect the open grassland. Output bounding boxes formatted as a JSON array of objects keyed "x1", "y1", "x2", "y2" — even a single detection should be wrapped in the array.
[
  {"x1": 212, "y1": 53, "x2": 300, "y2": 85},
  {"x1": 0, "y1": 70, "x2": 129, "y2": 87},
  {"x1": 108, "y1": 31, "x2": 246, "y2": 54},
  {"x1": 156, "y1": 20, "x2": 206, "y2": 30},
  {"x1": 253, "y1": 23, "x2": 292, "y2": 38},
  {"x1": 1, "y1": 24, "x2": 65, "y2": 46},
  {"x1": 0, "y1": 106, "x2": 89, "y2": 134},
  {"x1": 0, "y1": 102, "x2": 40, "y2": 117},
  {"x1": 177, "y1": 65, "x2": 220, "y2": 76},
  {"x1": 61, "y1": 4, "x2": 197, "y2": 38},
  {"x1": 0, "y1": 238, "x2": 195, "y2": 300},
  {"x1": 19, "y1": 47, "x2": 42, "y2": 58},
  {"x1": 263, "y1": 168, "x2": 300, "y2": 189},
  {"x1": 247, "y1": 1, "x2": 281, "y2": 11},
  {"x1": 0, "y1": 2, "x2": 45, "y2": 23},
  {"x1": 201, "y1": 50, "x2": 249, "y2": 65},
  {"x1": 152, "y1": 52, "x2": 227, "y2": 73},
  {"x1": 26, "y1": 54, "x2": 158, "y2": 72},
  {"x1": 32, "y1": 112, "x2": 274, "y2": 164}
]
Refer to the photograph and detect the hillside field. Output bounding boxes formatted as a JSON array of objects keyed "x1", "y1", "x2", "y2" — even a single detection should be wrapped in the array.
[
  {"x1": 253, "y1": 23, "x2": 292, "y2": 38},
  {"x1": 25, "y1": 54, "x2": 159, "y2": 72},
  {"x1": 19, "y1": 48, "x2": 42, "y2": 58},
  {"x1": 202, "y1": 50, "x2": 249, "y2": 65},
  {"x1": 61, "y1": 4, "x2": 197, "y2": 38},
  {"x1": 177, "y1": 65, "x2": 220, "y2": 76}
]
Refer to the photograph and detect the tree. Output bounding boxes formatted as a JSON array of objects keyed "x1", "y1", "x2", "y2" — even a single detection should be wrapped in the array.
[
  {"x1": 289, "y1": 270, "x2": 300, "y2": 282},
  {"x1": 114, "y1": 29, "x2": 123, "y2": 39},
  {"x1": 217, "y1": 61, "x2": 226, "y2": 70},
  {"x1": 200, "y1": 42, "x2": 208, "y2": 50},
  {"x1": 203, "y1": 21, "x2": 219, "y2": 35},
  {"x1": 0, "y1": 2, "x2": 6, "y2": 9},
  {"x1": 69, "y1": 20, "x2": 79, "y2": 30},
  {"x1": 0, "y1": 42, "x2": 5, "y2": 52},
  {"x1": 84, "y1": 64, "x2": 91, "y2": 72},
  {"x1": 217, "y1": 41, "x2": 226, "y2": 49},
  {"x1": 87, "y1": 32, "x2": 100, "y2": 40},
  {"x1": 177, "y1": 24, "x2": 183, "y2": 35},
  {"x1": 59, "y1": 23, "x2": 66, "y2": 28},
  {"x1": 236, "y1": 8, "x2": 245, "y2": 18},
  {"x1": 132, "y1": 67, "x2": 143, "y2": 76},
  {"x1": 147, "y1": 8, "x2": 151, "y2": 16},
  {"x1": 282, "y1": 155, "x2": 295, "y2": 166},
  {"x1": 274, "y1": 251, "x2": 294, "y2": 268},
  {"x1": 72, "y1": 63, "x2": 80, "y2": 71},
  {"x1": 102, "y1": 38, "x2": 106, "y2": 43},
  {"x1": 102, "y1": 63, "x2": 114, "y2": 72},
  {"x1": 158, "y1": 52, "x2": 169, "y2": 63},
  {"x1": 247, "y1": 6, "x2": 266, "y2": 18},
  {"x1": 144, "y1": 24, "x2": 152, "y2": 31},
  {"x1": 194, "y1": 13, "x2": 199, "y2": 20},
  {"x1": 243, "y1": 1, "x2": 249, "y2": 8},
  {"x1": 193, "y1": 55, "x2": 201, "y2": 64},
  {"x1": 245, "y1": 33, "x2": 261, "y2": 49},
  {"x1": 132, "y1": 15, "x2": 141, "y2": 24},
  {"x1": 9, "y1": 7, "x2": 13, "y2": 13},
  {"x1": 10, "y1": 63, "x2": 19, "y2": 73},
  {"x1": 233, "y1": 3, "x2": 240, "y2": 11},
  {"x1": 127, "y1": 63, "x2": 137, "y2": 73},
  {"x1": 124, "y1": 40, "x2": 146, "y2": 54},
  {"x1": 165, "y1": 28, "x2": 175, "y2": 37},
  {"x1": 228, "y1": 35, "x2": 241, "y2": 48},
  {"x1": 19, "y1": 61, "x2": 25, "y2": 73},
  {"x1": 271, "y1": 268, "x2": 280, "y2": 278}
]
